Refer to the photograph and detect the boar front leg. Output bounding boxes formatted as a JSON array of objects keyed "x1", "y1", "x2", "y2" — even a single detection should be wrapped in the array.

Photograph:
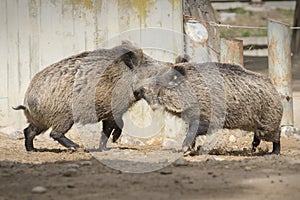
[
  {"x1": 182, "y1": 120, "x2": 199, "y2": 155},
  {"x1": 112, "y1": 119, "x2": 123, "y2": 143},
  {"x1": 99, "y1": 120, "x2": 114, "y2": 151}
]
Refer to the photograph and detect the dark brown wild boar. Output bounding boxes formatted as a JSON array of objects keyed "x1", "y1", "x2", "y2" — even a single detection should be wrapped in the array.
[
  {"x1": 134, "y1": 62, "x2": 283, "y2": 155},
  {"x1": 14, "y1": 41, "x2": 163, "y2": 151}
]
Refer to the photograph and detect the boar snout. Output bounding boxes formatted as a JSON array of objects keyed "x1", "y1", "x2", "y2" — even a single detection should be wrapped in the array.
[{"x1": 133, "y1": 87, "x2": 145, "y2": 100}]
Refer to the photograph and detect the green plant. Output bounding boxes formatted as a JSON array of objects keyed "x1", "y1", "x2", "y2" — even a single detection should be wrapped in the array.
[
  {"x1": 228, "y1": 7, "x2": 248, "y2": 15},
  {"x1": 276, "y1": 8, "x2": 294, "y2": 18},
  {"x1": 242, "y1": 30, "x2": 250, "y2": 37}
]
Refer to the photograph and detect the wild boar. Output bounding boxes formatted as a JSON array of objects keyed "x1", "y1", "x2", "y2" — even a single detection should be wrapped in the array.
[
  {"x1": 134, "y1": 62, "x2": 283, "y2": 155},
  {"x1": 14, "y1": 41, "x2": 162, "y2": 151}
]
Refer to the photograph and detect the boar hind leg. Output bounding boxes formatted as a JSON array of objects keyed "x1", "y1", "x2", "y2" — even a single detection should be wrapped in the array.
[
  {"x1": 99, "y1": 120, "x2": 114, "y2": 151},
  {"x1": 112, "y1": 119, "x2": 123, "y2": 143},
  {"x1": 50, "y1": 130, "x2": 79, "y2": 149},
  {"x1": 253, "y1": 130, "x2": 281, "y2": 155},
  {"x1": 272, "y1": 141, "x2": 280, "y2": 155},
  {"x1": 24, "y1": 124, "x2": 44, "y2": 151},
  {"x1": 272, "y1": 129, "x2": 281, "y2": 155},
  {"x1": 252, "y1": 134, "x2": 261, "y2": 152}
]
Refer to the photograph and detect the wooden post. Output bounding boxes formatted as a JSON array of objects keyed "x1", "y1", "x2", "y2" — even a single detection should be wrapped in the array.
[
  {"x1": 220, "y1": 38, "x2": 244, "y2": 67},
  {"x1": 268, "y1": 19, "x2": 293, "y2": 126}
]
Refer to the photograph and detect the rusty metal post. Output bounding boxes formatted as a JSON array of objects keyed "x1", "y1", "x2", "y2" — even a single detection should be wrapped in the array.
[
  {"x1": 220, "y1": 38, "x2": 244, "y2": 67},
  {"x1": 268, "y1": 19, "x2": 293, "y2": 127}
]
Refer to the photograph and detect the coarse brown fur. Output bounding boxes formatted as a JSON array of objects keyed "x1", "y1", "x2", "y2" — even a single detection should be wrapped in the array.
[
  {"x1": 14, "y1": 41, "x2": 163, "y2": 151},
  {"x1": 135, "y1": 62, "x2": 283, "y2": 154}
]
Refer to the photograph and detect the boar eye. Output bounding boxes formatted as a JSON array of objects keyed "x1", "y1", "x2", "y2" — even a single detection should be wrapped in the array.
[{"x1": 167, "y1": 74, "x2": 180, "y2": 87}]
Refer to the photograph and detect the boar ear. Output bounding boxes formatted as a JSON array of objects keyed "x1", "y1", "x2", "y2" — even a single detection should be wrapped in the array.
[
  {"x1": 173, "y1": 65, "x2": 186, "y2": 76},
  {"x1": 120, "y1": 49, "x2": 143, "y2": 69},
  {"x1": 121, "y1": 40, "x2": 134, "y2": 46},
  {"x1": 175, "y1": 54, "x2": 191, "y2": 63},
  {"x1": 118, "y1": 40, "x2": 143, "y2": 69}
]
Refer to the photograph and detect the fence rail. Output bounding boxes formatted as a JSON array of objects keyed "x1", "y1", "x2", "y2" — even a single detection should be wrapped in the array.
[{"x1": 211, "y1": 0, "x2": 295, "y2": 2}]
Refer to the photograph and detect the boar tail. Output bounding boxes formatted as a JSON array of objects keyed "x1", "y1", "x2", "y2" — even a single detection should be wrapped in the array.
[{"x1": 12, "y1": 105, "x2": 27, "y2": 110}]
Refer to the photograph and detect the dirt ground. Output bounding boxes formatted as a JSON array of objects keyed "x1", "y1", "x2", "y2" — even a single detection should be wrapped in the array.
[
  {"x1": 2, "y1": 3, "x2": 300, "y2": 200},
  {"x1": 1, "y1": 127, "x2": 300, "y2": 200}
]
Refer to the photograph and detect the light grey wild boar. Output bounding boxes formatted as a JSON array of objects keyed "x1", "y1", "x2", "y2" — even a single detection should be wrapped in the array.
[
  {"x1": 134, "y1": 62, "x2": 283, "y2": 155},
  {"x1": 14, "y1": 41, "x2": 163, "y2": 151}
]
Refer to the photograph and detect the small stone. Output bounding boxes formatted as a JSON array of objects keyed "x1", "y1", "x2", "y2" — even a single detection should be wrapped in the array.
[
  {"x1": 160, "y1": 171, "x2": 172, "y2": 175},
  {"x1": 173, "y1": 157, "x2": 188, "y2": 166},
  {"x1": 229, "y1": 135, "x2": 236, "y2": 143},
  {"x1": 114, "y1": 170, "x2": 122, "y2": 174},
  {"x1": 232, "y1": 145, "x2": 238, "y2": 150},
  {"x1": 244, "y1": 166, "x2": 252, "y2": 171},
  {"x1": 159, "y1": 158, "x2": 168, "y2": 164},
  {"x1": 80, "y1": 161, "x2": 92, "y2": 166},
  {"x1": 67, "y1": 163, "x2": 80, "y2": 169},
  {"x1": 214, "y1": 157, "x2": 225, "y2": 161},
  {"x1": 169, "y1": 148, "x2": 180, "y2": 153},
  {"x1": 32, "y1": 186, "x2": 47, "y2": 193},
  {"x1": 206, "y1": 157, "x2": 217, "y2": 162},
  {"x1": 162, "y1": 139, "x2": 180, "y2": 147},
  {"x1": 63, "y1": 168, "x2": 77, "y2": 177},
  {"x1": 67, "y1": 184, "x2": 75, "y2": 188}
]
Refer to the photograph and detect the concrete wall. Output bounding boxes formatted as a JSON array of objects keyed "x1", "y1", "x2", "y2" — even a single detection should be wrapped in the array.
[{"x1": 0, "y1": 0, "x2": 184, "y2": 129}]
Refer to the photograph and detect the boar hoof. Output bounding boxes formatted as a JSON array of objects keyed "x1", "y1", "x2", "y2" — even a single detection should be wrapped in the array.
[
  {"x1": 55, "y1": 136, "x2": 79, "y2": 149},
  {"x1": 26, "y1": 147, "x2": 37, "y2": 152},
  {"x1": 271, "y1": 142, "x2": 280, "y2": 155},
  {"x1": 98, "y1": 144, "x2": 108, "y2": 152},
  {"x1": 252, "y1": 135, "x2": 260, "y2": 153},
  {"x1": 182, "y1": 146, "x2": 192, "y2": 156},
  {"x1": 25, "y1": 139, "x2": 36, "y2": 152}
]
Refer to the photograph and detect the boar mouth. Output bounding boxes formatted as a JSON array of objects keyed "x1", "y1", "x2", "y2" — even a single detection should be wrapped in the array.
[
  {"x1": 149, "y1": 97, "x2": 163, "y2": 111},
  {"x1": 139, "y1": 89, "x2": 163, "y2": 111}
]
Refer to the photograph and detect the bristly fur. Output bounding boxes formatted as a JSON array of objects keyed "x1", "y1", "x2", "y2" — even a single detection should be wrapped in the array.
[
  {"x1": 15, "y1": 41, "x2": 164, "y2": 151},
  {"x1": 140, "y1": 62, "x2": 283, "y2": 153}
]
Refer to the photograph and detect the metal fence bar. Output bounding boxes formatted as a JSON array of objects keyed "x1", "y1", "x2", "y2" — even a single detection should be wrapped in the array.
[
  {"x1": 220, "y1": 38, "x2": 244, "y2": 67},
  {"x1": 267, "y1": 18, "x2": 294, "y2": 126}
]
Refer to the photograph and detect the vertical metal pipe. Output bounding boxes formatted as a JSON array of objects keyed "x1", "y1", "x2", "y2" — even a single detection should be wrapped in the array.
[
  {"x1": 268, "y1": 19, "x2": 293, "y2": 126},
  {"x1": 220, "y1": 38, "x2": 244, "y2": 67}
]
